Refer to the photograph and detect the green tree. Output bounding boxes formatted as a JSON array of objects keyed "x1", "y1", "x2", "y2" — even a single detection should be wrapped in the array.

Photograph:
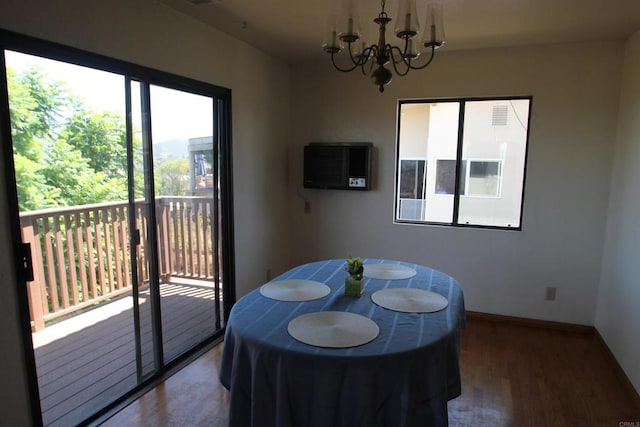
[
  {"x1": 9, "y1": 66, "x2": 69, "y2": 158},
  {"x1": 7, "y1": 65, "x2": 129, "y2": 211},
  {"x1": 59, "y1": 104, "x2": 127, "y2": 178},
  {"x1": 155, "y1": 158, "x2": 189, "y2": 196},
  {"x1": 43, "y1": 139, "x2": 127, "y2": 206},
  {"x1": 13, "y1": 154, "x2": 61, "y2": 211}
]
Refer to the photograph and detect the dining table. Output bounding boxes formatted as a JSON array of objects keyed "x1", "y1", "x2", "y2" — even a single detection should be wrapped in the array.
[{"x1": 219, "y1": 258, "x2": 465, "y2": 427}]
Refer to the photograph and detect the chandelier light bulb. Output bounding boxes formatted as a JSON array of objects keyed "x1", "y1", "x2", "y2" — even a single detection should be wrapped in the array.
[
  {"x1": 322, "y1": 13, "x2": 342, "y2": 53},
  {"x1": 422, "y1": 3, "x2": 445, "y2": 48},
  {"x1": 395, "y1": 0, "x2": 420, "y2": 38}
]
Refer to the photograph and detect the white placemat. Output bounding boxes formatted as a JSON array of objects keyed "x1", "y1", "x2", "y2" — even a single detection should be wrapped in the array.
[
  {"x1": 363, "y1": 264, "x2": 417, "y2": 280},
  {"x1": 371, "y1": 288, "x2": 448, "y2": 313},
  {"x1": 260, "y1": 279, "x2": 330, "y2": 302},
  {"x1": 288, "y1": 311, "x2": 379, "y2": 348}
]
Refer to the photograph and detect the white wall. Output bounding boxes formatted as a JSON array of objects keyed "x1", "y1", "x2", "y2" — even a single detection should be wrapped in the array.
[
  {"x1": 289, "y1": 41, "x2": 622, "y2": 326},
  {"x1": 596, "y1": 30, "x2": 640, "y2": 394},
  {"x1": 0, "y1": 0, "x2": 292, "y2": 422}
]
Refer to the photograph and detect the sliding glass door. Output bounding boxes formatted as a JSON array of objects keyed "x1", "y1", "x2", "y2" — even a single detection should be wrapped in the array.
[
  {"x1": 0, "y1": 33, "x2": 233, "y2": 426},
  {"x1": 147, "y1": 84, "x2": 221, "y2": 362},
  {"x1": 129, "y1": 81, "x2": 225, "y2": 374}
]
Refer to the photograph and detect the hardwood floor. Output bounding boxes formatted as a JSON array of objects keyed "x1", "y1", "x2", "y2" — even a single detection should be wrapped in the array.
[
  {"x1": 101, "y1": 316, "x2": 640, "y2": 427},
  {"x1": 449, "y1": 315, "x2": 640, "y2": 426},
  {"x1": 99, "y1": 346, "x2": 230, "y2": 427}
]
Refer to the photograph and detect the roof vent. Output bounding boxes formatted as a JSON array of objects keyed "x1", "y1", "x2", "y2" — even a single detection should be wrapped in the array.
[{"x1": 492, "y1": 106, "x2": 508, "y2": 126}]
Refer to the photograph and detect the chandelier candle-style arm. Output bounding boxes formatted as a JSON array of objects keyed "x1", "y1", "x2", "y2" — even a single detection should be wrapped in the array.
[
  {"x1": 328, "y1": 42, "x2": 376, "y2": 73},
  {"x1": 329, "y1": 50, "x2": 367, "y2": 73},
  {"x1": 323, "y1": 0, "x2": 445, "y2": 93},
  {"x1": 389, "y1": 44, "x2": 436, "y2": 77}
]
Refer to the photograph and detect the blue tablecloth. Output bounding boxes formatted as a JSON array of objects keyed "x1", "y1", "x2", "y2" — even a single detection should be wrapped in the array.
[{"x1": 220, "y1": 259, "x2": 465, "y2": 427}]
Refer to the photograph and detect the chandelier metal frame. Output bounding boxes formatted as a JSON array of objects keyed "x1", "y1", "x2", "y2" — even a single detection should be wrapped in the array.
[{"x1": 323, "y1": 0, "x2": 444, "y2": 93}]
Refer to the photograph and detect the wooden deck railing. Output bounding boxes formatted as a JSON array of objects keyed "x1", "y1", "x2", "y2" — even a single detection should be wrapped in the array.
[{"x1": 20, "y1": 196, "x2": 217, "y2": 331}]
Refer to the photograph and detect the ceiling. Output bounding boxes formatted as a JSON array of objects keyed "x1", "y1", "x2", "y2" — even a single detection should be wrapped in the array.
[{"x1": 159, "y1": 0, "x2": 640, "y2": 64}]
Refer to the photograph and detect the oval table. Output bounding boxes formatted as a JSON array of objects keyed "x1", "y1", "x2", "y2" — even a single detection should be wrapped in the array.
[{"x1": 219, "y1": 259, "x2": 466, "y2": 427}]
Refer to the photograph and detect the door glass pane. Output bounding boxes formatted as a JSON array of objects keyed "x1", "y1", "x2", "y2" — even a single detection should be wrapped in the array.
[
  {"x1": 459, "y1": 99, "x2": 530, "y2": 227},
  {"x1": 148, "y1": 85, "x2": 218, "y2": 362},
  {"x1": 5, "y1": 51, "x2": 138, "y2": 426}
]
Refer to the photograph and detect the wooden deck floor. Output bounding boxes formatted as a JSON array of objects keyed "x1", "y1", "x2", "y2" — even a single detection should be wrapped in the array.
[{"x1": 32, "y1": 280, "x2": 222, "y2": 427}]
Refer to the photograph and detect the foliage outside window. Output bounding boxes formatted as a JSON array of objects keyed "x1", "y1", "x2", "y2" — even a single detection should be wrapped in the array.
[
  {"x1": 395, "y1": 97, "x2": 531, "y2": 229},
  {"x1": 6, "y1": 61, "x2": 131, "y2": 211}
]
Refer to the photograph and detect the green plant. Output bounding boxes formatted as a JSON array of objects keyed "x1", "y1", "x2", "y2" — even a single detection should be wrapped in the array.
[{"x1": 345, "y1": 255, "x2": 364, "y2": 280}]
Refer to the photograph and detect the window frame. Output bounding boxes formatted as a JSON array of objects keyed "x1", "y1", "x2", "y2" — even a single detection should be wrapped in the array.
[{"x1": 394, "y1": 96, "x2": 532, "y2": 231}]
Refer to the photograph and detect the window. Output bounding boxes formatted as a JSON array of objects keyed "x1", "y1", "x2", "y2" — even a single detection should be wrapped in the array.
[
  {"x1": 436, "y1": 159, "x2": 502, "y2": 197},
  {"x1": 397, "y1": 159, "x2": 426, "y2": 220},
  {"x1": 435, "y1": 159, "x2": 456, "y2": 194},
  {"x1": 395, "y1": 97, "x2": 531, "y2": 229},
  {"x1": 399, "y1": 159, "x2": 426, "y2": 199},
  {"x1": 465, "y1": 160, "x2": 502, "y2": 197}
]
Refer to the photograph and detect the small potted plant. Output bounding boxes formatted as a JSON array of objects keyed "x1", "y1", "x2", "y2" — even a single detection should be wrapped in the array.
[{"x1": 344, "y1": 255, "x2": 364, "y2": 297}]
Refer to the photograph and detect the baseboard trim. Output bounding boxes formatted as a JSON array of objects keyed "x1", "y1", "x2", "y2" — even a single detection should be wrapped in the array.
[
  {"x1": 465, "y1": 311, "x2": 594, "y2": 334},
  {"x1": 465, "y1": 310, "x2": 640, "y2": 411}
]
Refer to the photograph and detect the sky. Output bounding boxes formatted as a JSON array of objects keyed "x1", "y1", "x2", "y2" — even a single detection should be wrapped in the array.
[{"x1": 4, "y1": 50, "x2": 213, "y2": 143}]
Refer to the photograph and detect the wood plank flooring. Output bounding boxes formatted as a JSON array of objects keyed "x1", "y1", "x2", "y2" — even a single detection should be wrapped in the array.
[
  {"x1": 101, "y1": 316, "x2": 640, "y2": 427},
  {"x1": 449, "y1": 316, "x2": 640, "y2": 426},
  {"x1": 33, "y1": 280, "x2": 221, "y2": 426}
]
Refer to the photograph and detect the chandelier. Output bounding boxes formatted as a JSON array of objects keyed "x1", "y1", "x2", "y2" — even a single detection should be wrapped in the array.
[{"x1": 322, "y1": 0, "x2": 445, "y2": 93}]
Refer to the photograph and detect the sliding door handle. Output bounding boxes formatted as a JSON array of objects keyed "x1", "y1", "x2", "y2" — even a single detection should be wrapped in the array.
[{"x1": 19, "y1": 242, "x2": 34, "y2": 282}]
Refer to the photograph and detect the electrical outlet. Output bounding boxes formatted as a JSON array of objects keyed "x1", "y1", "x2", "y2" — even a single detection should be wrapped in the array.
[{"x1": 545, "y1": 286, "x2": 557, "y2": 301}]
